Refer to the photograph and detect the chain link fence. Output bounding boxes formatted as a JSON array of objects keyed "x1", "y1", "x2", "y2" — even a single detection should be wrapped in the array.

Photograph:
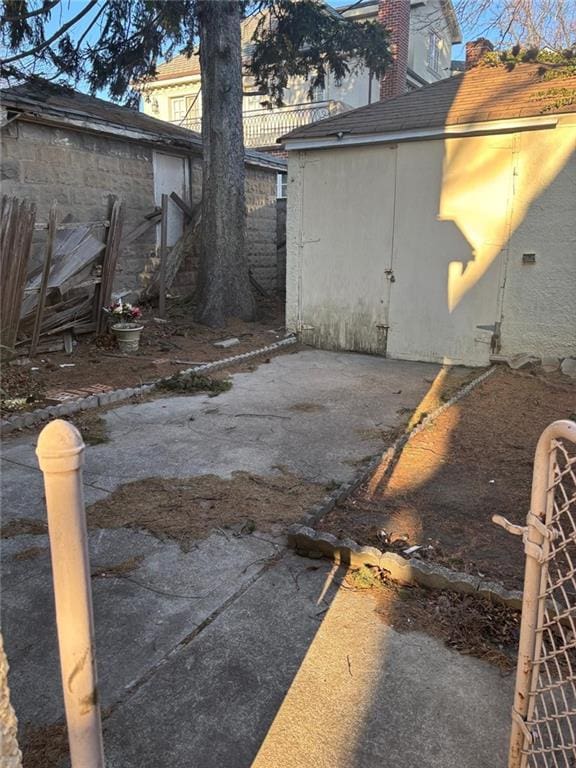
[{"x1": 496, "y1": 420, "x2": 576, "y2": 768}]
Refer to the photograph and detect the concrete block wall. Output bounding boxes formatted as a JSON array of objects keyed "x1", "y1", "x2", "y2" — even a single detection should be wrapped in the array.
[
  {"x1": 1, "y1": 120, "x2": 158, "y2": 294},
  {"x1": 245, "y1": 167, "x2": 278, "y2": 292},
  {"x1": 2, "y1": 120, "x2": 282, "y2": 300},
  {"x1": 180, "y1": 157, "x2": 280, "y2": 294}
]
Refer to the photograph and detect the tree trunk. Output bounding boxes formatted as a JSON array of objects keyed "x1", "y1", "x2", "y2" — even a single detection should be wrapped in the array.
[{"x1": 196, "y1": 0, "x2": 255, "y2": 327}]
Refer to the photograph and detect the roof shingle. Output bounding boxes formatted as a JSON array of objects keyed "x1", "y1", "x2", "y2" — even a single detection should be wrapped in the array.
[
  {"x1": 281, "y1": 64, "x2": 576, "y2": 142},
  {"x1": 0, "y1": 81, "x2": 286, "y2": 171}
]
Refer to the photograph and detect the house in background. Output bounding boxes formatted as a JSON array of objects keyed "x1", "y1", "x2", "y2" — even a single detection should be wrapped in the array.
[
  {"x1": 139, "y1": 0, "x2": 461, "y2": 152},
  {"x1": 0, "y1": 81, "x2": 286, "y2": 296},
  {"x1": 281, "y1": 61, "x2": 576, "y2": 367}
]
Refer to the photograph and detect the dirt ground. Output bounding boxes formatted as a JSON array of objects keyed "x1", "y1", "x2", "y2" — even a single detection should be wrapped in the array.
[
  {"x1": 342, "y1": 565, "x2": 520, "y2": 671},
  {"x1": 1, "y1": 296, "x2": 286, "y2": 417},
  {"x1": 319, "y1": 365, "x2": 576, "y2": 590},
  {"x1": 86, "y1": 471, "x2": 330, "y2": 550}
]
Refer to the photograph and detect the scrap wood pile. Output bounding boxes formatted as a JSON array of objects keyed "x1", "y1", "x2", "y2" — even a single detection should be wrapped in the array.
[
  {"x1": 1, "y1": 191, "x2": 204, "y2": 360},
  {"x1": 0, "y1": 195, "x2": 123, "y2": 357}
]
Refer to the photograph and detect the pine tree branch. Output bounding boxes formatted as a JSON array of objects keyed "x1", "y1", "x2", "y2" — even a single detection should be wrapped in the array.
[
  {"x1": 1, "y1": 0, "x2": 61, "y2": 22},
  {"x1": 2, "y1": 0, "x2": 100, "y2": 65}
]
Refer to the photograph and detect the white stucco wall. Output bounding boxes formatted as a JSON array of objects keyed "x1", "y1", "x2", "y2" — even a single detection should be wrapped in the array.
[
  {"x1": 408, "y1": 0, "x2": 454, "y2": 83},
  {"x1": 287, "y1": 118, "x2": 576, "y2": 366},
  {"x1": 499, "y1": 119, "x2": 576, "y2": 357},
  {"x1": 287, "y1": 145, "x2": 396, "y2": 354}
]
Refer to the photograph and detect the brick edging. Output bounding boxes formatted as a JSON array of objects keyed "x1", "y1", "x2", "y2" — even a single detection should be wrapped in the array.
[
  {"x1": 287, "y1": 524, "x2": 522, "y2": 610},
  {"x1": 0, "y1": 336, "x2": 297, "y2": 436}
]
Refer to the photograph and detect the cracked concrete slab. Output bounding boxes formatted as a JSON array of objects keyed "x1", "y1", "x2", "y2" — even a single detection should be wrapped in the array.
[
  {"x1": 102, "y1": 553, "x2": 513, "y2": 768},
  {"x1": 1, "y1": 350, "x2": 439, "y2": 491},
  {"x1": 2, "y1": 528, "x2": 281, "y2": 726},
  {"x1": 1, "y1": 349, "x2": 509, "y2": 767}
]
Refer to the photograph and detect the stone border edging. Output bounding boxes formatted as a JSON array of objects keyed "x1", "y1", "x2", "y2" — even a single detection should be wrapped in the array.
[
  {"x1": 287, "y1": 364, "x2": 522, "y2": 608},
  {"x1": 0, "y1": 336, "x2": 297, "y2": 436},
  {"x1": 287, "y1": 524, "x2": 522, "y2": 609},
  {"x1": 300, "y1": 365, "x2": 497, "y2": 529}
]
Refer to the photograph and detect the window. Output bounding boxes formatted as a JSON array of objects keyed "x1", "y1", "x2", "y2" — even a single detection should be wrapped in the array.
[
  {"x1": 277, "y1": 172, "x2": 287, "y2": 199},
  {"x1": 170, "y1": 94, "x2": 200, "y2": 124},
  {"x1": 171, "y1": 97, "x2": 187, "y2": 123},
  {"x1": 427, "y1": 31, "x2": 442, "y2": 74}
]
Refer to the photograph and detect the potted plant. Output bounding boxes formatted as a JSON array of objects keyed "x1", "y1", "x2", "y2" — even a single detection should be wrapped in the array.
[{"x1": 107, "y1": 300, "x2": 144, "y2": 352}]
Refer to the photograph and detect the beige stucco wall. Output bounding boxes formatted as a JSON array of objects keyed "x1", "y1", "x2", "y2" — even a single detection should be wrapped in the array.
[
  {"x1": 499, "y1": 119, "x2": 576, "y2": 358},
  {"x1": 286, "y1": 118, "x2": 576, "y2": 366}
]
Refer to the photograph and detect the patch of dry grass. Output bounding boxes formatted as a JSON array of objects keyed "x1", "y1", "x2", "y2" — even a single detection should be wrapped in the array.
[{"x1": 87, "y1": 471, "x2": 329, "y2": 550}]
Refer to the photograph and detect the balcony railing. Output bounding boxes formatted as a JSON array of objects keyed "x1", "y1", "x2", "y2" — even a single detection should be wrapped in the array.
[{"x1": 172, "y1": 100, "x2": 349, "y2": 148}]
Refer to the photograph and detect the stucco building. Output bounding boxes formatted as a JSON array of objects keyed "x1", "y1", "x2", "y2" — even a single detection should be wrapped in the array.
[
  {"x1": 0, "y1": 81, "x2": 286, "y2": 296},
  {"x1": 138, "y1": 0, "x2": 461, "y2": 151},
  {"x1": 281, "y1": 62, "x2": 576, "y2": 367}
]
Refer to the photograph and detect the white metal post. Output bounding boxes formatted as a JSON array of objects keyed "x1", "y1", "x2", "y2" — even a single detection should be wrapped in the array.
[{"x1": 36, "y1": 420, "x2": 104, "y2": 768}]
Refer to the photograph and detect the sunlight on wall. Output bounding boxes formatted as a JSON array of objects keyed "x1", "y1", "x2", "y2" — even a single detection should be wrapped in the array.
[{"x1": 439, "y1": 126, "x2": 575, "y2": 312}]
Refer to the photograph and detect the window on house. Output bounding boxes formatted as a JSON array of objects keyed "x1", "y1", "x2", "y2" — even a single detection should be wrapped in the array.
[
  {"x1": 171, "y1": 95, "x2": 200, "y2": 124},
  {"x1": 277, "y1": 172, "x2": 287, "y2": 199},
  {"x1": 171, "y1": 97, "x2": 188, "y2": 123},
  {"x1": 427, "y1": 31, "x2": 442, "y2": 74}
]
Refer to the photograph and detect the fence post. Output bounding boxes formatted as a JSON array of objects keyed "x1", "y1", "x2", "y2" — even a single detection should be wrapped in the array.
[{"x1": 36, "y1": 420, "x2": 104, "y2": 768}]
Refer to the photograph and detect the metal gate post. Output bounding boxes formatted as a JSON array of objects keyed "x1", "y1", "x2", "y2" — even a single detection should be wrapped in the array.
[
  {"x1": 508, "y1": 426, "x2": 557, "y2": 767},
  {"x1": 495, "y1": 419, "x2": 576, "y2": 768},
  {"x1": 36, "y1": 420, "x2": 105, "y2": 768}
]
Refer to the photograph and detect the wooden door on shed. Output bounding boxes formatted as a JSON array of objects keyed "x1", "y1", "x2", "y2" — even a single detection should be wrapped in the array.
[
  {"x1": 386, "y1": 137, "x2": 514, "y2": 366},
  {"x1": 152, "y1": 152, "x2": 190, "y2": 247},
  {"x1": 299, "y1": 144, "x2": 397, "y2": 355}
]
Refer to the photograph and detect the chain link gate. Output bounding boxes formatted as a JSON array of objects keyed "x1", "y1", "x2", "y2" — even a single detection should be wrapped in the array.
[{"x1": 494, "y1": 419, "x2": 576, "y2": 768}]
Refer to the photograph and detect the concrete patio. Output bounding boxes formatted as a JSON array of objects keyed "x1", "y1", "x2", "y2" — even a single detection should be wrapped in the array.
[{"x1": 1, "y1": 350, "x2": 513, "y2": 766}]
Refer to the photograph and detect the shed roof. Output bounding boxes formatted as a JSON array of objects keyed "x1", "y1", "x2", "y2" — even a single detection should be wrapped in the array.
[
  {"x1": 281, "y1": 64, "x2": 576, "y2": 143},
  {"x1": 0, "y1": 80, "x2": 286, "y2": 171}
]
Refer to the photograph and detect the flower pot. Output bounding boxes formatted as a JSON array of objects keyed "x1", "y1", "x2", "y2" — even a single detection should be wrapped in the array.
[{"x1": 111, "y1": 323, "x2": 144, "y2": 353}]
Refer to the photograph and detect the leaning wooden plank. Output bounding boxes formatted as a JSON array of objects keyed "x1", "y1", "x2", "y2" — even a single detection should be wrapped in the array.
[
  {"x1": 96, "y1": 198, "x2": 124, "y2": 333},
  {"x1": 34, "y1": 220, "x2": 110, "y2": 231},
  {"x1": 158, "y1": 193, "x2": 169, "y2": 317},
  {"x1": 30, "y1": 202, "x2": 58, "y2": 356},
  {"x1": 169, "y1": 192, "x2": 194, "y2": 220},
  {"x1": 1, "y1": 197, "x2": 36, "y2": 351},
  {"x1": 249, "y1": 269, "x2": 271, "y2": 299},
  {"x1": 143, "y1": 202, "x2": 201, "y2": 299},
  {"x1": 121, "y1": 213, "x2": 160, "y2": 248}
]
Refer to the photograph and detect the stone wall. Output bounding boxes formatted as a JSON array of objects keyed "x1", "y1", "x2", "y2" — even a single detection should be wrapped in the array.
[
  {"x1": 1, "y1": 118, "x2": 282, "y2": 299},
  {"x1": 180, "y1": 157, "x2": 280, "y2": 294},
  {"x1": 245, "y1": 167, "x2": 279, "y2": 292},
  {"x1": 1, "y1": 119, "x2": 158, "y2": 294}
]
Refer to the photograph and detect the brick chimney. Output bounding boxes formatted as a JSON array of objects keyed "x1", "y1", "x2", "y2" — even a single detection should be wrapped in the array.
[
  {"x1": 378, "y1": 0, "x2": 410, "y2": 101},
  {"x1": 465, "y1": 38, "x2": 494, "y2": 69}
]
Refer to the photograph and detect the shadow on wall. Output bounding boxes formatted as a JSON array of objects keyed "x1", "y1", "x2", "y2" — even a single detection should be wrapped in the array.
[{"x1": 387, "y1": 72, "x2": 575, "y2": 365}]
